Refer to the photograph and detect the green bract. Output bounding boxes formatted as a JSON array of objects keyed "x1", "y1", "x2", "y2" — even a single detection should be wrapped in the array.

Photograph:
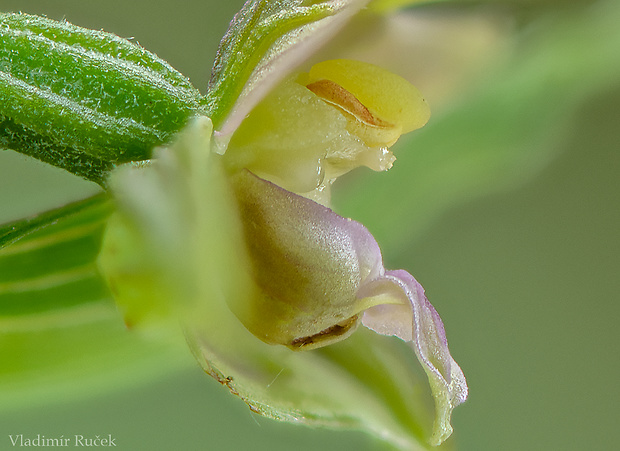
[{"x1": 0, "y1": 13, "x2": 201, "y2": 185}]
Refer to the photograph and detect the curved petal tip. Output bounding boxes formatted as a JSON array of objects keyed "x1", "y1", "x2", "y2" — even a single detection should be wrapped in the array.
[{"x1": 361, "y1": 269, "x2": 468, "y2": 445}]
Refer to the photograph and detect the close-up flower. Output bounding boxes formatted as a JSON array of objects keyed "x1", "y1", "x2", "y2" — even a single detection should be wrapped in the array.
[
  {"x1": 2, "y1": 0, "x2": 619, "y2": 450},
  {"x1": 1, "y1": 1, "x2": 468, "y2": 448}
]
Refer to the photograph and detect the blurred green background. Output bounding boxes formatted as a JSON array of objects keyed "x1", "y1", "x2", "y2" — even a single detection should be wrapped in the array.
[{"x1": 1, "y1": 0, "x2": 619, "y2": 450}]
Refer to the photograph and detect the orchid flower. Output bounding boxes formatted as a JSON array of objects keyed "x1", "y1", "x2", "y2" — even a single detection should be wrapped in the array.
[{"x1": 1, "y1": 1, "x2": 466, "y2": 449}]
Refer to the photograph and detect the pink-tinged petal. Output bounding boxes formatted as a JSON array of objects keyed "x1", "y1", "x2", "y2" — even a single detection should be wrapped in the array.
[
  {"x1": 231, "y1": 170, "x2": 467, "y2": 445},
  {"x1": 229, "y1": 169, "x2": 385, "y2": 349},
  {"x1": 360, "y1": 270, "x2": 468, "y2": 445}
]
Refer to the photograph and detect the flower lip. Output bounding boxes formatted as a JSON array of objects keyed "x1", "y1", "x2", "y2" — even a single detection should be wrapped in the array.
[
  {"x1": 227, "y1": 168, "x2": 383, "y2": 349},
  {"x1": 360, "y1": 269, "x2": 468, "y2": 445},
  {"x1": 229, "y1": 169, "x2": 467, "y2": 443}
]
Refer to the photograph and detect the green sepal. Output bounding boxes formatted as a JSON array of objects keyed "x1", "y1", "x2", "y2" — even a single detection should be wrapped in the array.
[
  {"x1": 0, "y1": 13, "x2": 202, "y2": 185},
  {"x1": 190, "y1": 318, "x2": 438, "y2": 450}
]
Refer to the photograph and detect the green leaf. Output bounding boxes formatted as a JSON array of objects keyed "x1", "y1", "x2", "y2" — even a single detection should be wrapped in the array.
[
  {"x1": 203, "y1": 0, "x2": 370, "y2": 135},
  {"x1": 0, "y1": 13, "x2": 202, "y2": 185},
  {"x1": 0, "y1": 193, "x2": 190, "y2": 409},
  {"x1": 0, "y1": 193, "x2": 108, "y2": 250},
  {"x1": 334, "y1": 0, "x2": 620, "y2": 254},
  {"x1": 0, "y1": 194, "x2": 112, "y2": 320}
]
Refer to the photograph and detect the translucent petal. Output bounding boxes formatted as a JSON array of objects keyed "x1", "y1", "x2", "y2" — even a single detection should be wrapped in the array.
[{"x1": 360, "y1": 270, "x2": 468, "y2": 445}]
